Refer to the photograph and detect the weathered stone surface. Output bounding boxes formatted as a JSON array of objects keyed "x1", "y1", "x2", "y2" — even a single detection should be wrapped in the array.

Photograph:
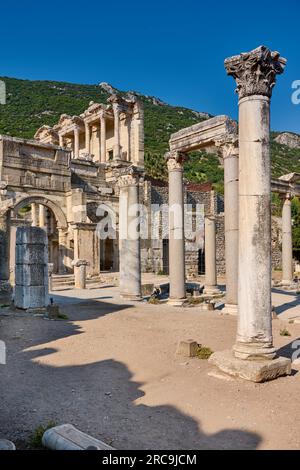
[
  {"x1": 42, "y1": 424, "x2": 114, "y2": 450},
  {"x1": 14, "y1": 227, "x2": 49, "y2": 310},
  {"x1": 0, "y1": 439, "x2": 16, "y2": 450},
  {"x1": 209, "y1": 350, "x2": 291, "y2": 382},
  {"x1": 176, "y1": 339, "x2": 198, "y2": 357}
]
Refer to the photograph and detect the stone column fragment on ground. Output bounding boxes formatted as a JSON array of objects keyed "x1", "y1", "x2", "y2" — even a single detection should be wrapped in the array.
[
  {"x1": 118, "y1": 166, "x2": 143, "y2": 300},
  {"x1": 281, "y1": 192, "x2": 293, "y2": 285},
  {"x1": 217, "y1": 137, "x2": 239, "y2": 314},
  {"x1": 209, "y1": 45, "x2": 291, "y2": 381},
  {"x1": 166, "y1": 151, "x2": 186, "y2": 305},
  {"x1": 14, "y1": 226, "x2": 49, "y2": 310},
  {"x1": 72, "y1": 259, "x2": 89, "y2": 289},
  {"x1": 204, "y1": 216, "x2": 220, "y2": 295}
]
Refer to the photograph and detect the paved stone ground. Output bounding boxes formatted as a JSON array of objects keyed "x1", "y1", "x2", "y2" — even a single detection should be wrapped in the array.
[{"x1": 1, "y1": 279, "x2": 300, "y2": 450}]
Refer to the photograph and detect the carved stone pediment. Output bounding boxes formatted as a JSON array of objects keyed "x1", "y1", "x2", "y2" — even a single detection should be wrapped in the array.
[
  {"x1": 225, "y1": 45, "x2": 287, "y2": 99},
  {"x1": 34, "y1": 125, "x2": 59, "y2": 143}
]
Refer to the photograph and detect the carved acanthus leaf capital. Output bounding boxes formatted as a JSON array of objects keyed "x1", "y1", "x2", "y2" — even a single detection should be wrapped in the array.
[
  {"x1": 165, "y1": 151, "x2": 186, "y2": 171},
  {"x1": 215, "y1": 135, "x2": 239, "y2": 159},
  {"x1": 117, "y1": 166, "x2": 144, "y2": 187},
  {"x1": 225, "y1": 45, "x2": 286, "y2": 99}
]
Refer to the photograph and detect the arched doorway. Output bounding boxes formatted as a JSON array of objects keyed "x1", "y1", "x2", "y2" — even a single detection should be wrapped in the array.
[{"x1": 7, "y1": 196, "x2": 68, "y2": 283}]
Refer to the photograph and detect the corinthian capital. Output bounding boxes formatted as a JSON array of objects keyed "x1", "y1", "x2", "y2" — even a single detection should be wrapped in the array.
[
  {"x1": 165, "y1": 151, "x2": 186, "y2": 171},
  {"x1": 225, "y1": 45, "x2": 287, "y2": 99},
  {"x1": 215, "y1": 135, "x2": 239, "y2": 159},
  {"x1": 117, "y1": 165, "x2": 144, "y2": 187}
]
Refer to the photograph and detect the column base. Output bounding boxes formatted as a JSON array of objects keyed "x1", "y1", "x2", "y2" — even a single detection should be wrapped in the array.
[
  {"x1": 209, "y1": 349, "x2": 291, "y2": 383},
  {"x1": 203, "y1": 286, "x2": 221, "y2": 296},
  {"x1": 167, "y1": 298, "x2": 187, "y2": 307},
  {"x1": 221, "y1": 303, "x2": 238, "y2": 316},
  {"x1": 233, "y1": 341, "x2": 277, "y2": 360}
]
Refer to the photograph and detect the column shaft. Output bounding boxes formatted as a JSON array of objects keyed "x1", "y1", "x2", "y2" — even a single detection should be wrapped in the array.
[
  {"x1": 235, "y1": 95, "x2": 275, "y2": 359},
  {"x1": 85, "y1": 123, "x2": 90, "y2": 154},
  {"x1": 204, "y1": 216, "x2": 220, "y2": 295},
  {"x1": 100, "y1": 114, "x2": 106, "y2": 163},
  {"x1": 74, "y1": 127, "x2": 80, "y2": 159},
  {"x1": 223, "y1": 150, "x2": 239, "y2": 313},
  {"x1": 31, "y1": 203, "x2": 38, "y2": 227},
  {"x1": 119, "y1": 174, "x2": 142, "y2": 300},
  {"x1": 167, "y1": 153, "x2": 186, "y2": 304},
  {"x1": 113, "y1": 106, "x2": 121, "y2": 160},
  {"x1": 39, "y1": 205, "x2": 46, "y2": 229},
  {"x1": 281, "y1": 195, "x2": 293, "y2": 284}
]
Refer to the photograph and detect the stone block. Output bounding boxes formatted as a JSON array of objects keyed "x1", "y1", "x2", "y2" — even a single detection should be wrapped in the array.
[
  {"x1": 16, "y1": 244, "x2": 47, "y2": 265},
  {"x1": 16, "y1": 226, "x2": 47, "y2": 245},
  {"x1": 209, "y1": 349, "x2": 291, "y2": 383},
  {"x1": 15, "y1": 264, "x2": 46, "y2": 287},
  {"x1": 14, "y1": 285, "x2": 49, "y2": 310},
  {"x1": 42, "y1": 424, "x2": 114, "y2": 450},
  {"x1": 176, "y1": 339, "x2": 198, "y2": 357}
]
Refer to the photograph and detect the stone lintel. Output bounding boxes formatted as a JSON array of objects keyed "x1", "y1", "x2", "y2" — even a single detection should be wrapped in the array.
[
  {"x1": 169, "y1": 115, "x2": 237, "y2": 153},
  {"x1": 209, "y1": 349, "x2": 291, "y2": 383}
]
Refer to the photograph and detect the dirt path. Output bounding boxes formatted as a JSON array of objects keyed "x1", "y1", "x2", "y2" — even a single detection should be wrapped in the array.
[{"x1": 1, "y1": 287, "x2": 300, "y2": 449}]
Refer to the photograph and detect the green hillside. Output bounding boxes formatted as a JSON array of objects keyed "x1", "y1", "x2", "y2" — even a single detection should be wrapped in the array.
[{"x1": 0, "y1": 76, "x2": 300, "y2": 194}]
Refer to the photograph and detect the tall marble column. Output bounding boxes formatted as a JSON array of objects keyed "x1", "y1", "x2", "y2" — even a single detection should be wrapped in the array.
[
  {"x1": 166, "y1": 151, "x2": 186, "y2": 305},
  {"x1": 218, "y1": 137, "x2": 239, "y2": 314},
  {"x1": 59, "y1": 134, "x2": 64, "y2": 147},
  {"x1": 210, "y1": 46, "x2": 291, "y2": 381},
  {"x1": 74, "y1": 126, "x2": 80, "y2": 159},
  {"x1": 113, "y1": 104, "x2": 122, "y2": 160},
  {"x1": 85, "y1": 122, "x2": 90, "y2": 154},
  {"x1": 281, "y1": 192, "x2": 293, "y2": 285},
  {"x1": 204, "y1": 216, "x2": 220, "y2": 295},
  {"x1": 118, "y1": 167, "x2": 143, "y2": 300},
  {"x1": 100, "y1": 112, "x2": 106, "y2": 163}
]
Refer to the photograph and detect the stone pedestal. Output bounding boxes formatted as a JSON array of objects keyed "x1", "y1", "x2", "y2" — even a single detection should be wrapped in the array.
[
  {"x1": 72, "y1": 259, "x2": 89, "y2": 289},
  {"x1": 118, "y1": 167, "x2": 143, "y2": 300},
  {"x1": 210, "y1": 46, "x2": 290, "y2": 381},
  {"x1": 166, "y1": 151, "x2": 186, "y2": 305},
  {"x1": 203, "y1": 216, "x2": 220, "y2": 295},
  {"x1": 281, "y1": 193, "x2": 293, "y2": 286},
  {"x1": 14, "y1": 227, "x2": 49, "y2": 310}
]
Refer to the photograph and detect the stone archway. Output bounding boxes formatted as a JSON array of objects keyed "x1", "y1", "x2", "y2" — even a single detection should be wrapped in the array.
[{"x1": 13, "y1": 195, "x2": 67, "y2": 230}]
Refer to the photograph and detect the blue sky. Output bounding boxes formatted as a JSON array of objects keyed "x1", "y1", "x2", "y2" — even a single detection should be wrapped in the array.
[{"x1": 1, "y1": 0, "x2": 300, "y2": 132}]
